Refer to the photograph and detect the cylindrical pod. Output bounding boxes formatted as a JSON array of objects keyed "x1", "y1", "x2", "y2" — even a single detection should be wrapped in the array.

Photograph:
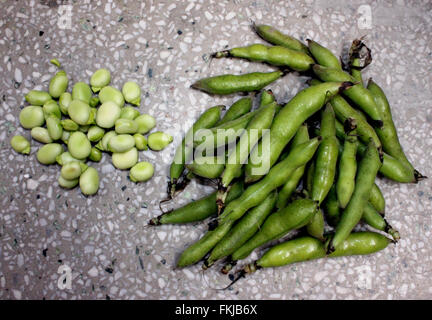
[
  {"x1": 307, "y1": 39, "x2": 341, "y2": 69},
  {"x1": 215, "y1": 98, "x2": 251, "y2": 126},
  {"x1": 185, "y1": 156, "x2": 225, "y2": 179},
  {"x1": 253, "y1": 24, "x2": 309, "y2": 54}
]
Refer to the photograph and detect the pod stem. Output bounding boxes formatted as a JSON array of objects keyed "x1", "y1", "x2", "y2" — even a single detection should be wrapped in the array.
[
  {"x1": 343, "y1": 118, "x2": 357, "y2": 134},
  {"x1": 210, "y1": 50, "x2": 231, "y2": 59},
  {"x1": 384, "y1": 219, "x2": 401, "y2": 242},
  {"x1": 221, "y1": 260, "x2": 237, "y2": 274},
  {"x1": 216, "y1": 181, "x2": 229, "y2": 215},
  {"x1": 414, "y1": 170, "x2": 427, "y2": 183}
]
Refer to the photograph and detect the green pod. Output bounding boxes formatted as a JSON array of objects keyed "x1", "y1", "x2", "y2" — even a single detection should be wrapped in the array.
[
  {"x1": 87, "y1": 126, "x2": 105, "y2": 142},
  {"x1": 89, "y1": 147, "x2": 102, "y2": 162},
  {"x1": 129, "y1": 161, "x2": 154, "y2": 182},
  {"x1": 43, "y1": 100, "x2": 61, "y2": 119},
  {"x1": 25, "y1": 90, "x2": 51, "y2": 106},
  {"x1": 205, "y1": 190, "x2": 277, "y2": 268},
  {"x1": 61, "y1": 119, "x2": 79, "y2": 131},
  {"x1": 49, "y1": 70, "x2": 68, "y2": 98},
  {"x1": 328, "y1": 232, "x2": 391, "y2": 257},
  {"x1": 177, "y1": 220, "x2": 234, "y2": 268},
  {"x1": 108, "y1": 134, "x2": 135, "y2": 153},
  {"x1": 186, "y1": 156, "x2": 225, "y2": 179},
  {"x1": 313, "y1": 64, "x2": 381, "y2": 122},
  {"x1": 259, "y1": 89, "x2": 276, "y2": 107},
  {"x1": 68, "y1": 131, "x2": 91, "y2": 160},
  {"x1": 220, "y1": 137, "x2": 321, "y2": 225},
  {"x1": 336, "y1": 122, "x2": 358, "y2": 209},
  {"x1": 329, "y1": 140, "x2": 382, "y2": 252},
  {"x1": 191, "y1": 71, "x2": 283, "y2": 95},
  {"x1": 323, "y1": 184, "x2": 340, "y2": 227},
  {"x1": 122, "y1": 81, "x2": 141, "y2": 106},
  {"x1": 72, "y1": 82, "x2": 92, "y2": 104},
  {"x1": 307, "y1": 39, "x2": 341, "y2": 69},
  {"x1": 61, "y1": 161, "x2": 88, "y2": 180},
  {"x1": 133, "y1": 133, "x2": 148, "y2": 151},
  {"x1": 311, "y1": 104, "x2": 338, "y2": 204},
  {"x1": 56, "y1": 151, "x2": 84, "y2": 166},
  {"x1": 79, "y1": 167, "x2": 99, "y2": 196},
  {"x1": 112, "y1": 147, "x2": 138, "y2": 170},
  {"x1": 46, "y1": 116, "x2": 63, "y2": 141},
  {"x1": 134, "y1": 114, "x2": 156, "y2": 134},
  {"x1": 89, "y1": 96, "x2": 100, "y2": 108},
  {"x1": 231, "y1": 198, "x2": 319, "y2": 261},
  {"x1": 149, "y1": 181, "x2": 244, "y2": 225},
  {"x1": 10, "y1": 135, "x2": 31, "y2": 154},
  {"x1": 120, "y1": 106, "x2": 140, "y2": 120},
  {"x1": 253, "y1": 24, "x2": 309, "y2": 54},
  {"x1": 370, "y1": 183, "x2": 385, "y2": 215},
  {"x1": 98, "y1": 130, "x2": 117, "y2": 151},
  {"x1": 148, "y1": 131, "x2": 173, "y2": 151},
  {"x1": 306, "y1": 209, "x2": 325, "y2": 242},
  {"x1": 245, "y1": 81, "x2": 352, "y2": 183},
  {"x1": 96, "y1": 101, "x2": 122, "y2": 129},
  {"x1": 305, "y1": 161, "x2": 315, "y2": 193},
  {"x1": 58, "y1": 175, "x2": 79, "y2": 189},
  {"x1": 362, "y1": 203, "x2": 399, "y2": 241},
  {"x1": 31, "y1": 127, "x2": 53, "y2": 144},
  {"x1": 90, "y1": 68, "x2": 111, "y2": 92},
  {"x1": 169, "y1": 106, "x2": 224, "y2": 198},
  {"x1": 276, "y1": 124, "x2": 310, "y2": 209},
  {"x1": 59, "y1": 92, "x2": 72, "y2": 115},
  {"x1": 115, "y1": 118, "x2": 138, "y2": 134},
  {"x1": 68, "y1": 100, "x2": 91, "y2": 125},
  {"x1": 367, "y1": 79, "x2": 414, "y2": 171},
  {"x1": 19, "y1": 106, "x2": 45, "y2": 129},
  {"x1": 99, "y1": 86, "x2": 124, "y2": 107},
  {"x1": 350, "y1": 58, "x2": 364, "y2": 86},
  {"x1": 222, "y1": 101, "x2": 278, "y2": 188},
  {"x1": 215, "y1": 98, "x2": 251, "y2": 126},
  {"x1": 214, "y1": 44, "x2": 314, "y2": 71},
  {"x1": 36, "y1": 143, "x2": 64, "y2": 165}
]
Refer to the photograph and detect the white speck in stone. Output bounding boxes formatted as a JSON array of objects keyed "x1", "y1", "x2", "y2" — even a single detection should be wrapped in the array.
[
  {"x1": 6, "y1": 114, "x2": 14, "y2": 121},
  {"x1": 157, "y1": 231, "x2": 167, "y2": 241},
  {"x1": 160, "y1": 51, "x2": 170, "y2": 59},
  {"x1": 225, "y1": 12, "x2": 236, "y2": 20},
  {"x1": 205, "y1": 11, "x2": 213, "y2": 20},
  {"x1": 104, "y1": 3, "x2": 111, "y2": 14},
  {"x1": 313, "y1": 13, "x2": 321, "y2": 25},
  {"x1": 183, "y1": 269, "x2": 195, "y2": 280},
  {"x1": 107, "y1": 221, "x2": 114, "y2": 232},
  {"x1": 17, "y1": 254, "x2": 24, "y2": 267},
  {"x1": 27, "y1": 179, "x2": 39, "y2": 190},
  {"x1": 15, "y1": 68, "x2": 22, "y2": 83},
  {"x1": 139, "y1": 20, "x2": 146, "y2": 30},
  {"x1": 399, "y1": 284, "x2": 408, "y2": 297},
  {"x1": 314, "y1": 271, "x2": 328, "y2": 283},
  {"x1": 156, "y1": 20, "x2": 166, "y2": 26},
  {"x1": 269, "y1": 293, "x2": 281, "y2": 299},
  {"x1": 61, "y1": 230, "x2": 71, "y2": 238},
  {"x1": 158, "y1": 278, "x2": 166, "y2": 288},
  {"x1": 88, "y1": 266, "x2": 98, "y2": 277},
  {"x1": 12, "y1": 289, "x2": 21, "y2": 299}
]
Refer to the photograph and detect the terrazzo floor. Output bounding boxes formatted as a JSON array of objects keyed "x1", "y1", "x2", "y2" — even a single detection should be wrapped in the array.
[{"x1": 0, "y1": 0, "x2": 431, "y2": 300}]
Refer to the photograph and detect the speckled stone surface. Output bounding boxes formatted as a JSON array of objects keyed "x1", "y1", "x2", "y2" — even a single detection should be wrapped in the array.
[{"x1": 0, "y1": 0, "x2": 431, "y2": 300}]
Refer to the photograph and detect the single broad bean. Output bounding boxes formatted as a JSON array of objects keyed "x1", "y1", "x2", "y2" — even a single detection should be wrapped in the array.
[
  {"x1": 134, "y1": 114, "x2": 156, "y2": 134},
  {"x1": 148, "y1": 132, "x2": 173, "y2": 151},
  {"x1": 10, "y1": 135, "x2": 31, "y2": 154},
  {"x1": 68, "y1": 100, "x2": 92, "y2": 125},
  {"x1": 58, "y1": 175, "x2": 79, "y2": 189},
  {"x1": 120, "y1": 106, "x2": 140, "y2": 120},
  {"x1": 19, "y1": 106, "x2": 45, "y2": 129},
  {"x1": 72, "y1": 82, "x2": 92, "y2": 104},
  {"x1": 115, "y1": 118, "x2": 138, "y2": 134},
  {"x1": 90, "y1": 68, "x2": 111, "y2": 92},
  {"x1": 59, "y1": 92, "x2": 72, "y2": 115},
  {"x1": 191, "y1": 71, "x2": 283, "y2": 95},
  {"x1": 87, "y1": 126, "x2": 105, "y2": 142},
  {"x1": 25, "y1": 90, "x2": 52, "y2": 106},
  {"x1": 49, "y1": 70, "x2": 68, "y2": 98},
  {"x1": 133, "y1": 133, "x2": 148, "y2": 151},
  {"x1": 61, "y1": 119, "x2": 79, "y2": 131},
  {"x1": 46, "y1": 116, "x2": 63, "y2": 140},
  {"x1": 68, "y1": 131, "x2": 91, "y2": 160},
  {"x1": 79, "y1": 167, "x2": 99, "y2": 195},
  {"x1": 108, "y1": 134, "x2": 135, "y2": 153},
  {"x1": 61, "y1": 161, "x2": 88, "y2": 180},
  {"x1": 99, "y1": 86, "x2": 124, "y2": 107},
  {"x1": 43, "y1": 100, "x2": 62, "y2": 119},
  {"x1": 96, "y1": 101, "x2": 122, "y2": 129},
  {"x1": 37, "y1": 143, "x2": 64, "y2": 165},
  {"x1": 253, "y1": 24, "x2": 309, "y2": 54},
  {"x1": 31, "y1": 127, "x2": 53, "y2": 144},
  {"x1": 89, "y1": 147, "x2": 102, "y2": 162},
  {"x1": 129, "y1": 161, "x2": 154, "y2": 182},
  {"x1": 112, "y1": 147, "x2": 138, "y2": 170},
  {"x1": 122, "y1": 81, "x2": 141, "y2": 106}
]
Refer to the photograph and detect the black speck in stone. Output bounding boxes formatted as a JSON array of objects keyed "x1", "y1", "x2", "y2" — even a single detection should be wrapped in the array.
[
  {"x1": 301, "y1": 14, "x2": 308, "y2": 18},
  {"x1": 36, "y1": 194, "x2": 40, "y2": 199},
  {"x1": 92, "y1": 25, "x2": 96, "y2": 29},
  {"x1": 139, "y1": 256, "x2": 144, "y2": 270},
  {"x1": 428, "y1": 196, "x2": 432, "y2": 201},
  {"x1": 418, "y1": 191, "x2": 424, "y2": 197},
  {"x1": 147, "y1": 68, "x2": 153, "y2": 78},
  {"x1": 44, "y1": 44, "x2": 50, "y2": 50},
  {"x1": 14, "y1": 81, "x2": 21, "y2": 89},
  {"x1": 2, "y1": 95, "x2": 5, "y2": 101},
  {"x1": 168, "y1": 46, "x2": 173, "y2": 50},
  {"x1": 39, "y1": 31, "x2": 44, "y2": 36},
  {"x1": 65, "y1": 200, "x2": 69, "y2": 207},
  {"x1": 228, "y1": 274, "x2": 235, "y2": 281},
  {"x1": 106, "y1": 295, "x2": 111, "y2": 300},
  {"x1": 161, "y1": 259, "x2": 166, "y2": 265},
  {"x1": 42, "y1": 248, "x2": 48, "y2": 257},
  {"x1": 121, "y1": 185, "x2": 127, "y2": 191},
  {"x1": 191, "y1": 21, "x2": 195, "y2": 25},
  {"x1": 135, "y1": 246, "x2": 139, "y2": 255},
  {"x1": 126, "y1": 197, "x2": 130, "y2": 201},
  {"x1": 105, "y1": 267, "x2": 113, "y2": 273},
  {"x1": 177, "y1": 29, "x2": 182, "y2": 35},
  {"x1": 118, "y1": 16, "x2": 124, "y2": 22},
  {"x1": 134, "y1": 65, "x2": 139, "y2": 72},
  {"x1": 58, "y1": 259, "x2": 62, "y2": 263}
]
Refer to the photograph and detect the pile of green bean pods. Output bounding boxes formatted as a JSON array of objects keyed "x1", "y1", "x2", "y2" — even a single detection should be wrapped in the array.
[
  {"x1": 10, "y1": 60, "x2": 173, "y2": 195},
  {"x1": 149, "y1": 24, "x2": 426, "y2": 286}
]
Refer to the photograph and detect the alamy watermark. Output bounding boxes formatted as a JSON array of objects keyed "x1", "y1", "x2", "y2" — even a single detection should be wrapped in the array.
[{"x1": 57, "y1": 264, "x2": 72, "y2": 290}]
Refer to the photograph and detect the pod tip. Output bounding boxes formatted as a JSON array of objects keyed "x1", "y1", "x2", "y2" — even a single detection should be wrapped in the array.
[{"x1": 414, "y1": 170, "x2": 427, "y2": 183}]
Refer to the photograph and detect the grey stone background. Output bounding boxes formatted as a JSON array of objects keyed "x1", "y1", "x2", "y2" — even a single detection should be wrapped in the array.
[{"x1": 0, "y1": 0, "x2": 431, "y2": 299}]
